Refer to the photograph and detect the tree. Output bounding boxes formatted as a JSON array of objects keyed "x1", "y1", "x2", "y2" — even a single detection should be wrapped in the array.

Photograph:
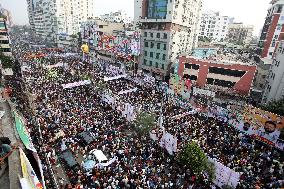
[
  {"x1": 95, "y1": 80, "x2": 107, "y2": 94},
  {"x1": 0, "y1": 53, "x2": 14, "y2": 69},
  {"x1": 178, "y1": 142, "x2": 216, "y2": 180},
  {"x1": 133, "y1": 111, "x2": 156, "y2": 137},
  {"x1": 260, "y1": 98, "x2": 284, "y2": 116}
]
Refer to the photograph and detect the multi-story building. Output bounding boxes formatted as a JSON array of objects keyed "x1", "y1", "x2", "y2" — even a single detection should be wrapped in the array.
[
  {"x1": 0, "y1": 18, "x2": 11, "y2": 56},
  {"x1": 100, "y1": 10, "x2": 133, "y2": 24},
  {"x1": 27, "y1": 0, "x2": 94, "y2": 44},
  {"x1": 258, "y1": 0, "x2": 284, "y2": 60},
  {"x1": 262, "y1": 40, "x2": 284, "y2": 103},
  {"x1": 81, "y1": 19, "x2": 140, "y2": 66},
  {"x1": 135, "y1": 0, "x2": 203, "y2": 80},
  {"x1": 226, "y1": 23, "x2": 254, "y2": 46},
  {"x1": 198, "y1": 10, "x2": 234, "y2": 42},
  {"x1": 170, "y1": 55, "x2": 257, "y2": 96}
]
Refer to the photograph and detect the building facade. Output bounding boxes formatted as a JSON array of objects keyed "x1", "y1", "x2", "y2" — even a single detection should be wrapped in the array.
[
  {"x1": 27, "y1": 0, "x2": 94, "y2": 44},
  {"x1": 171, "y1": 56, "x2": 257, "y2": 95},
  {"x1": 100, "y1": 10, "x2": 133, "y2": 24},
  {"x1": 0, "y1": 18, "x2": 11, "y2": 56},
  {"x1": 198, "y1": 10, "x2": 234, "y2": 42},
  {"x1": 258, "y1": 0, "x2": 284, "y2": 59},
  {"x1": 135, "y1": 0, "x2": 203, "y2": 79},
  {"x1": 262, "y1": 40, "x2": 284, "y2": 103},
  {"x1": 226, "y1": 23, "x2": 254, "y2": 46}
]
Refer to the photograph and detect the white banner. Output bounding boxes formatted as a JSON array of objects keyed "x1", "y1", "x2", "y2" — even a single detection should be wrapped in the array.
[
  {"x1": 171, "y1": 110, "x2": 197, "y2": 120},
  {"x1": 193, "y1": 87, "x2": 215, "y2": 97},
  {"x1": 62, "y1": 80, "x2": 91, "y2": 89},
  {"x1": 44, "y1": 62, "x2": 64, "y2": 69},
  {"x1": 209, "y1": 158, "x2": 240, "y2": 188},
  {"x1": 2, "y1": 68, "x2": 13, "y2": 76},
  {"x1": 118, "y1": 88, "x2": 138, "y2": 95},
  {"x1": 104, "y1": 74, "x2": 127, "y2": 82},
  {"x1": 159, "y1": 132, "x2": 178, "y2": 155},
  {"x1": 102, "y1": 93, "x2": 115, "y2": 105}
]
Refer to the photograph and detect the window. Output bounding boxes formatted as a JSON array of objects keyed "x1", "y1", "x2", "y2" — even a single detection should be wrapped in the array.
[
  {"x1": 157, "y1": 43, "x2": 161, "y2": 49},
  {"x1": 207, "y1": 78, "x2": 236, "y2": 88},
  {"x1": 150, "y1": 33, "x2": 153, "y2": 38},
  {"x1": 145, "y1": 51, "x2": 148, "y2": 56},
  {"x1": 162, "y1": 54, "x2": 166, "y2": 60},
  {"x1": 144, "y1": 59, "x2": 147, "y2": 65},
  {"x1": 99, "y1": 25, "x2": 103, "y2": 28},
  {"x1": 156, "y1": 62, "x2": 159, "y2": 68},
  {"x1": 150, "y1": 52, "x2": 153, "y2": 58},
  {"x1": 208, "y1": 67, "x2": 245, "y2": 77},
  {"x1": 163, "y1": 44, "x2": 166, "y2": 50},
  {"x1": 157, "y1": 33, "x2": 160, "y2": 38},
  {"x1": 145, "y1": 42, "x2": 149, "y2": 47},
  {"x1": 149, "y1": 61, "x2": 153, "y2": 66},
  {"x1": 161, "y1": 64, "x2": 164, "y2": 69},
  {"x1": 150, "y1": 42, "x2": 154, "y2": 48},
  {"x1": 163, "y1": 33, "x2": 167, "y2": 39},
  {"x1": 184, "y1": 64, "x2": 199, "y2": 70},
  {"x1": 156, "y1": 53, "x2": 160, "y2": 59},
  {"x1": 272, "y1": 41, "x2": 275, "y2": 47},
  {"x1": 144, "y1": 32, "x2": 147, "y2": 37}
]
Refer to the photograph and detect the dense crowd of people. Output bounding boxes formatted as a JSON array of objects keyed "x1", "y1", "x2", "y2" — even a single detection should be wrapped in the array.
[{"x1": 3, "y1": 30, "x2": 284, "y2": 189}]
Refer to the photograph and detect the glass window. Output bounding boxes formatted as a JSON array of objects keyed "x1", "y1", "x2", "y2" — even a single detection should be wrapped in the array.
[
  {"x1": 157, "y1": 43, "x2": 161, "y2": 49},
  {"x1": 144, "y1": 59, "x2": 147, "y2": 65},
  {"x1": 157, "y1": 33, "x2": 160, "y2": 38},
  {"x1": 150, "y1": 52, "x2": 153, "y2": 57},
  {"x1": 145, "y1": 42, "x2": 148, "y2": 47},
  {"x1": 162, "y1": 54, "x2": 166, "y2": 60},
  {"x1": 163, "y1": 44, "x2": 166, "y2": 50},
  {"x1": 144, "y1": 32, "x2": 147, "y2": 37},
  {"x1": 156, "y1": 53, "x2": 160, "y2": 59},
  {"x1": 164, "y1": 33, "x2": 168, "y2": 39},
  {"x1": 150, "y1": 33, "x2": 153, "y2": 38},
  {"x1": 156, "y1": 62, "x2": 159, "y2": 68},
  {"x1": 151, "y1": 42, "x2": 154, "y2": 48},
  {"x1": 145, "y1": 51, "x2": 148, "y2": 56},
  {"x1": 149, "y1": 61, "x2": 153, "y2": 66}
]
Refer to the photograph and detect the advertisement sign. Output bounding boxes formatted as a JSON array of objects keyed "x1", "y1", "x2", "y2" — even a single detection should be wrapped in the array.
[
  {"x1": 242, "y1": 106, "x2": 284, "y2": 147},
  {"x1": 19, "y1": 148, "x2": 43, "y2": 189},
  {"x1": 14, "y1": 112, "x2": 36, "y2": 152}
]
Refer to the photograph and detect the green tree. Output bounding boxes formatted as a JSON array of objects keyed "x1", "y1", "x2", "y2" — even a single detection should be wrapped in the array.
[
  {"x1": 0, "y1": 53, "x2": 14, "y2": 69},
  {"x1": 133, "y1": 111, "x2": 156, "y2": 137},
  {"x1": 95, "y1": 81, "x2": 107, "y2": 94},
  {"x1": 260, "y1": 98, "x2": 284, "y2": 116},
  {"x1": 178, "y1": 142, "x2": 216, "y2": 180}
]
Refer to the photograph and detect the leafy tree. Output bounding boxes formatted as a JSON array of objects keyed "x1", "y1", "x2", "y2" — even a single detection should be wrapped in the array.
[
  {"x1": 260, "y1": 98, "x2": 284, "y2": 116},
  {"x1": 133, "y1": 111, "x2": 156, "y2": 137},
  {"x1": 0, "y1": 53, "x2": 14, "y2": 69},
  {"x1": 95, "y1": 81, "x2": 107, "y2": 94},
  {"x1": 178, "y1": 142, "x2": 216, "y2": 180}
]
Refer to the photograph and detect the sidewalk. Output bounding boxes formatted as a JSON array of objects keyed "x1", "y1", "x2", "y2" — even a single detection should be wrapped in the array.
[{"x1": 0, "y1": 97, "x2": 22, "y2": 189}]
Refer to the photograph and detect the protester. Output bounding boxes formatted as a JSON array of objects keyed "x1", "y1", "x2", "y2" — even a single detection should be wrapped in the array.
[{"x1": 6, "y1": 30, "x2": 284, "y2": 189}]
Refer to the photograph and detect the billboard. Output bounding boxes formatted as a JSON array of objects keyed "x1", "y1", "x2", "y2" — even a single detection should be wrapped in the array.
[{"x1": 241, "y1": 106, "x2": 284, "y2": 145}]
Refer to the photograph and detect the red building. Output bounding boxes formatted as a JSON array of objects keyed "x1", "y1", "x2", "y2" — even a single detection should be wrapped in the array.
[
  {"x1": 258, "y1": 0, "x2": 284, "y2": 59},
  {"x1": 175, "y1": 56, "x2": 257, "y2": 95}
]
